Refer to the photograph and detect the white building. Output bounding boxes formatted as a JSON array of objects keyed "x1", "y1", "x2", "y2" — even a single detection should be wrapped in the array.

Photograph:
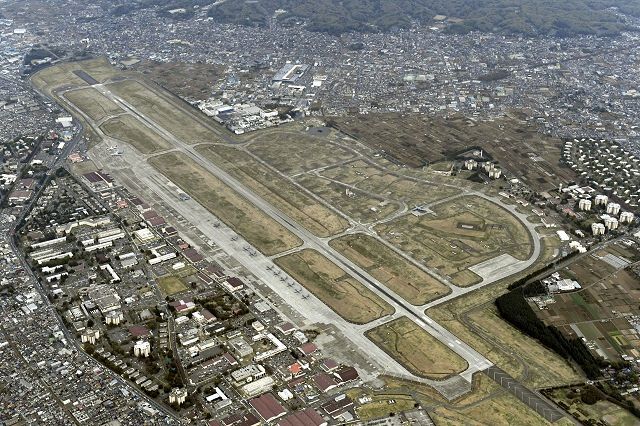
[
  {"x1": 134, "y1": 340, "x2": 151, "y2": 357},
  {"x1": 595, "y1": 194, "x2": 609, "y2": 206},
  {"x1": 604, "y1": 216, "x2": 619, "y2": 230},
  {"x1": 169, "y1": 388, "x2": 188, "y2": 405},
  {"x1": 578, "y1": 199, "x2": 592, "y2": 211},
  {"x1": 620, "y1": 211, "x2": 635, "y2": 224},
  {"x1": 105, "y1": 310, "x2": 124, "y2": 325},
  {"x1": 606, "y1": 202, "x2": 621, "y2": 215},
  {"x1": 591, "y1": 222, "x2": 606, "y2": 235},
  {"x1": 81, "y1": 328, "x2": 100, "y2": 345}
]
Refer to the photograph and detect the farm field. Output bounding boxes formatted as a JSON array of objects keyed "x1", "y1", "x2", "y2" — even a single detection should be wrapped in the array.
[
  {"x1": 196, "y1": 144, "x2": 349, "y2": 237},
  {"x1": 100, "y1": 114, "x2": 172, "y2": 154},
  {"x1": 330, "y1": 233, "x2": 450, "y2": 305},
  {"x1": 375, "y1": 196, "x2": 531, "y2": 279},
  {"x1": 107, "y1": 79, "x2": 221, "y2": 145},
  {"x1": 536, "y1": 264, "x2": 640, "y2": 363},
  {"x1": 543, "y1": 386, "x2": 638, "y2": 426},
  {"x1": 65, "y1": 87, "x2": 123, "y2": 122},
  {"x1": 274, "y1": 249, "x2": 394, "y2": 324},
  {"x1": 366, "y1": 316, "x2": 467, "y2": 380},
  {"x1": 149, "y1": 152, "x2": 302, "y2": 256}
]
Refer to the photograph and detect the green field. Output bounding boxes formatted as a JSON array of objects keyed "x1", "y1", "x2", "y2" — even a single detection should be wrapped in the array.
[
  {"x1": 149, "y1": 152, "x2": 302, "y2": 256},
  {"x1": 275, "y1": 249, "x2": 394, "y2": 324},
  {"x1": 366, "y1": 316, "x2": 467, "y2": 380},
  {"x1": 330, "y1": 233, "x2": 450, "y2": 305},
  {"x1": 196, "y1": 144, "x2": 349, "y2": 237},
  {"x1": 158, "y1": 275, "x2": 188, "y2": 296},
  {"x1": 100, "y1": 114, "x2": 172, "y2": 154}
]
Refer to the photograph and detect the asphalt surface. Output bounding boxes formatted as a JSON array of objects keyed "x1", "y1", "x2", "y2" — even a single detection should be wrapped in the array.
[{"x1": 484, "y1": 366, "x2": 565, "y2": 422}]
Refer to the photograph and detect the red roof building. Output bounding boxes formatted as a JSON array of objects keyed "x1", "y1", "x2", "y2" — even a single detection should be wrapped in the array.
[
  {"x1": 249, "y1": 393, "x2": 287, "y2": 423},
  {"x1": 218, "y1": 412, "x2": 261, "y2": 426},
  {"x1": 334, "y1": 366, "x2": 359, "y2": 383},
  {"x1": 298, "y1": 342, "x2": 318, "y2": 356},
  {"x1": 313, "y1": 372, "x2": 338, "y2": 393},
  {"x1": 277, "y1": 408, "x2": 328, "y2": 426}
]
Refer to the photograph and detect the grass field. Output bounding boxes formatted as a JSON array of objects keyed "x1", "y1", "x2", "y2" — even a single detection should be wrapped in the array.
[
  {"x1": 100, "y1": 114, "x2": 172, "y2": 154},
  {"x1": 431, "y1": 392, "x2": 553, "y2": 426},
  {"x1": 31, "y1": 57, "x2": 119, "y2": 93},
  {"x1": 320, "y1": 159, "x2": 461, "y2": 206},
  {"x1": 149, "y1": 152, "x2": 302, "y2": 256},
  {"x1": 247, "y1": 131, "x2": 357, "y2": 175},
  {"x1": 65, "y1": 87, "x2": 123, "y2": 122},
  {"x1": 196, "y1": 144, "x2": 349, "y2": 237},
  {"x1": 330, "y1": 234, "x2": 450, "y2": 305},
  {"x1": 356, "y1": 394, "x2": 416, "y2": 420},
  {"x1": 157, "y1": 275, "x2": 188, "y2": 296},
  {"x1": 366, "y1": 317, "x2": 467, "y2": 380},
  {"x1": 274, "y1": 249, "x2": 394, "y2": 324},
  {"x1": 375, "y1": 196, "x2": 531, "y2": 278},
  {"x1": 107, "y1": 79, "x2": 220, "y2": 145},
  {"x1": 296, "y1": 174, "x2": 400, "y2": 224},
  {"x1": 330, "y1": 114, "x2": 576, "y2": 192},
  {"x1": 544, "y1": 387, "x2": 638, "y2": 426},
  {"x1": 450, "y1": 269, "x2": 483, "y2": 287}
]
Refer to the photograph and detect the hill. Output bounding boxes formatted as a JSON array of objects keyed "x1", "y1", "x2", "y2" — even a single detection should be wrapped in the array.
[{"x1": 205, "y1": 0, "x2": 640, "y2": 36}]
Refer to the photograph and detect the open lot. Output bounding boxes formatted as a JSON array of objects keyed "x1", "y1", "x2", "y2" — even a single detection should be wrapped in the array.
[
  {"x1": 64, "y1": 87, "x2": 123, "y2": 122},
  {"x1": 375, "y1": 196, "x2": 531, "y2": 282},
  {"x1": 274, "y1": 249, "x2": 394, "y2": 324},
  {"x1": 157, "y1": 275, "x2": 188, "y2": 296},
  {"x1": 330, "y1": 233, "x2": 450, "y2": 305},
  {"x1": 31, "y1": 57, "x2": 120, "y2": 94},
  {"x1": 148, "y1": 152, "x2": 302, "y2": 256},
  {"x1": 247, "y1": 130, "x2": 357, "y2": 176},
  {"x1": 100, "y1": 114, "x2": 172, "y2": 154},
  {"x1": 296, "y1": 174, "x2": 400, "y2": 224},
  {"x1": 320, "y1": 159, "x2": 461, "y2": 206},
  {"x1": 107, "y1": 79, "x2": 221, "y2": 145},
  {"x1": 366, "y1": 316, "x2": 467, "y2": 380},
  {"x1": 431, "y1": 391, "x2": 556, "y2": 426},
  {"x1": 329, "y1": 114, "x2": 576, "y2": 192},
  {"x1": 196, "y1": 144, "x2": 349, "y2": 237}
]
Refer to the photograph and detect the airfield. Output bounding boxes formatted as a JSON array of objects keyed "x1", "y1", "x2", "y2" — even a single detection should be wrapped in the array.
[{"x1": 33, "y1": 58, "x2": 561, "y2": 410}]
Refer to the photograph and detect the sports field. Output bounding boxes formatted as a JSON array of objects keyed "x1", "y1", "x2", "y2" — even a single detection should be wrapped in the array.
[{"x1": 157, "y1": 275, "x2": 188, "y2": 296}]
